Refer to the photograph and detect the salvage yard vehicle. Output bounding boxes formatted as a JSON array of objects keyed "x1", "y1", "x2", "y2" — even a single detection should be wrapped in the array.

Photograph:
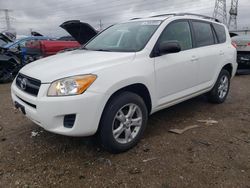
[
  {"x1": 0, "y1": 46, "x2": 28, "y2": 83},
  {"x1": 11, "y1": 13, "x2": 237, "y2": 153},
  {"x1": 3, "y1": 36, "x2": 53, "y2": 61},
  {"x1": 0, "y1": 36, "x2": 53, "y2": 83},
  {"x1": 0, "y1": 32, "x2": 15, "y2": 47},
  {"x1": 25, "y1": 20, "x2": 97, "y2": 57},
  {"x1": 231, "y1": 35, "x2": 250, "y2": 71}
]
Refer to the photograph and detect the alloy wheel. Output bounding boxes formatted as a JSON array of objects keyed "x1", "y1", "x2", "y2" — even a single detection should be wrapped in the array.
[{"x1": 112, "y1": 103, "x2": 143, "y2": 144}]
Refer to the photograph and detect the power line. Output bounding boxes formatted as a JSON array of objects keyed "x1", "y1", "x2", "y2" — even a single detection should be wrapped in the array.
[
  {"x1": 228, "y1": 0, "x2": 239, "y2": 30},
  {"x1": 213, "y1": 0, "x2": 227, "y2": 25},
  {"x1": 13, "y1": 0, "x2": 214, "y2": 18}
]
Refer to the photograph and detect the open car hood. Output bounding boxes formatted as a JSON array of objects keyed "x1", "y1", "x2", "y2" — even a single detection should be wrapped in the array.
[
  {"x1": 31, "y1": 31, "x2": 43, "y2": 36},
  {"x1": 60, "y1": 20, "x2": 98, "y2": 45},
  {"x1": 0, "y1": 32, "x2": 15, "y2": 43}
]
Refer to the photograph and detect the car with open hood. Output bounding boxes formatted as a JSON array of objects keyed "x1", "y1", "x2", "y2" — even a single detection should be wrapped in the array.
[
  {"x1": 26, "y1": 20, "x2": 98, "y2": 58},
  {"x1": 11, "y1": 13, "x2": 237, "y2": 153}
]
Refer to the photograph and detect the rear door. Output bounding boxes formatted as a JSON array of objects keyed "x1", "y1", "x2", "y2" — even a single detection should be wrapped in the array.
[
  {"x1": 191, "y1": 20, "x2": 222, "y2": 85},
  {"x1": 153, "y1": 20, "x2": 198, "y2": 104}
]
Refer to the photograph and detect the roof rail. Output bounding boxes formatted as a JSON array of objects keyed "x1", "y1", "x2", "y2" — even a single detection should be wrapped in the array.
[
  {"x1": 150, "y1": 13, "x2": 176, "y2": 18},
  {"x1": 176, "y1": 13, "x2": 220, "y2": 22},
  {"x1": 150, "y1": 13, "x2": 220, "y2": 23}
]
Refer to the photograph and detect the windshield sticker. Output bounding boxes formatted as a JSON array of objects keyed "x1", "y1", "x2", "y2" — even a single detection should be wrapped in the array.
[{"x1": 141, "y1": 21, "x2": 161, "y2": 26}]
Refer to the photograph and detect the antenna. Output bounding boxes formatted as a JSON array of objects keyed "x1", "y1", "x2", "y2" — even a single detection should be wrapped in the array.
[
  {"x1": 213, "y1": 0, "x2": 227, "y2": 25},
  {"x1": 99, "y1": 19, "x2": 103, "y2": 31},
  {"x1": 228, "y1": 0, "x2": 239, "y2": 30}
]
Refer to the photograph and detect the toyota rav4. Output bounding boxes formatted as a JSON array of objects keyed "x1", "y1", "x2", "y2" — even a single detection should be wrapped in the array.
[{"x1": 11, "y1": 13, "x2": 237, "y2": 153}]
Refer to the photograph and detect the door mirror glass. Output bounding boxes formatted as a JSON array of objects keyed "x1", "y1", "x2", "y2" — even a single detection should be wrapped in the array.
[{"x1": 159, "y1": 40, "x2": 181, "y2": 55}]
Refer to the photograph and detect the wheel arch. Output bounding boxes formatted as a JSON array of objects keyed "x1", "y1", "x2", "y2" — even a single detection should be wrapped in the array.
[
  {"x1": 104, "y1": 83, "x2": 152, "y2": 115},
  {"x1": 222, "y1": 63, "x2": 233, "y2": 77},
  {"x1": 96, "y1": 82, "x2": 152, "y2": 135}
]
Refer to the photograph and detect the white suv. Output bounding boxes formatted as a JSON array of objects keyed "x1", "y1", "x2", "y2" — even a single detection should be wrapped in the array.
[{"x1": 11, "y1": 13, "x2": 237, "y2": 153}]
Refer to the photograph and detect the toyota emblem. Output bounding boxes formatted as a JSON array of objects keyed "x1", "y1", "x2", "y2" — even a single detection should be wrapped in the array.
[{"x1": 20, "y1": 78, "x2": 28, "y2": 90}]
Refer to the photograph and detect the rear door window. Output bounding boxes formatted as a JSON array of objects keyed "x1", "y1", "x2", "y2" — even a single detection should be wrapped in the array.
[
  {"x1": 213, "y1": 23, "x2": 226, "y2": 43},
  {"x1": 192, "y1": 21, "x2": 215, "y2": 47}
]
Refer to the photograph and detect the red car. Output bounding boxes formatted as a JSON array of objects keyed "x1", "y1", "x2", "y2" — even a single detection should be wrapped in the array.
[{"x1": 25, "y1": 20, "x2": 97, "y2": 59}]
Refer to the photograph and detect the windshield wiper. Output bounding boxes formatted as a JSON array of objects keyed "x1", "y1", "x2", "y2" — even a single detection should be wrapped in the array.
[
  {"x1": 80, "y1": 46, "x2": 88, "y2": 50},
  {"x1": 94, "y1": 49, "x2": 111, "y2": 52},
  {"x1": 80, "y1": 47, "x2": 111, "y2": 52}
]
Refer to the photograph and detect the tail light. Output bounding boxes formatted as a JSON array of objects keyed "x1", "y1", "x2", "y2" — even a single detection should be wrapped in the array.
[
  {"x1": 231, "y1": 42, "x2": 237, "y2": 48},
  {"x1": 248, "y1": 42, "x2": 250, "y2": 46}
]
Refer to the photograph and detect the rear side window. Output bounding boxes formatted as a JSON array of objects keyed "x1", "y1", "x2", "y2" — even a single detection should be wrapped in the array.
[
  {"x1": 192, "y1": 21, "x2": 215, "y2": 47},
  {"x1": 213, "y1": 23, "x2": 226, "y2": 43},
  {"x1": 158, "y1": 21, "x2": 192, "y2": 51}
]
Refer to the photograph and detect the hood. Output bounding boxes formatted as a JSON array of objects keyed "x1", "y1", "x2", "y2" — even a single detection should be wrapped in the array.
[
  {"x1": 60, "y1": 20, "x2": 98, "y2": 45},
  {"x1": 0, "y1": 33, "x2": 14, "y2": 45},
  {"x1": 20, "y1": 50, "x2": 135, "y2": 83},
  {"x1": 31, "y1": 31, "x2": 43, "y2": 36}
]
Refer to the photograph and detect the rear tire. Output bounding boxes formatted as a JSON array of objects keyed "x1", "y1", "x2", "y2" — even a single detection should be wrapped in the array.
[
  {"x1": 99, "y1": 92, "x2": 148, "y2": 153},
  {"x1": 207, "y1": 69, "x2": 230, "y2": 104}
]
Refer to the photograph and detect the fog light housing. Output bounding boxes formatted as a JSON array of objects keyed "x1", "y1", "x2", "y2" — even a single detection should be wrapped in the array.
[{"x1": 63, "y1": 114, "x2": 76, "y2": 128}]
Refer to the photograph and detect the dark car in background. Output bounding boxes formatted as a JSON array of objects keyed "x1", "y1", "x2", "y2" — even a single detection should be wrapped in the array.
[{"x1": 231, "y1": 35, "x2": 250, "y2": 72}]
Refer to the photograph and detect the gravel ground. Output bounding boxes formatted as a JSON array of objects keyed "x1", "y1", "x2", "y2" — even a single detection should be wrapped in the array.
[{"x1": 0, "y1": 75, "x2": 250, "y2": 188}]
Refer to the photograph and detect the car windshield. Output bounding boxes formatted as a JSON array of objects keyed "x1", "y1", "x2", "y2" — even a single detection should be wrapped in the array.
[{"x1": 85, "y1": 20, "x2": 162, "y2": 52}]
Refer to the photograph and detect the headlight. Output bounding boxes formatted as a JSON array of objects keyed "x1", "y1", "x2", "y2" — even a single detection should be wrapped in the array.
[{"x1": 47, "y1": 74, "x2": 97, "y2": 96}]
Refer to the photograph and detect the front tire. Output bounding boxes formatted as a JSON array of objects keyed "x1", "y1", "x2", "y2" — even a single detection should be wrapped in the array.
[
  {"x1": 99, "y1": 92, "x2": 148, "y2": 153},
  {"x1": 207, "y1": 69, "x2": 231, "y2": 104},
  {"x1": 0, "y1": 60, "x2": 19, "y2": 83}
]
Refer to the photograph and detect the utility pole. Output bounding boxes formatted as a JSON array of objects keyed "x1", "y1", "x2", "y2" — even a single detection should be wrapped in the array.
[
  {"x1": 0, "y1": 9, "x2": 13, "y2": 30},
  {"x1": 213, "y1": 0, "x2": 227, "y2": 25},
  {"x1": 228, "y1": 0, "x2": 239, "y2": 30}
]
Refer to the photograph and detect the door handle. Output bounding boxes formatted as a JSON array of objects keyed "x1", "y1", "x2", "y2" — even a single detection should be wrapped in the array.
[
  {"x1": 191, "y1": 56, "x2": 199, "y2": 61},
  {"x1": 219, "y1": 51, "x2": 224, "y2": 55}
]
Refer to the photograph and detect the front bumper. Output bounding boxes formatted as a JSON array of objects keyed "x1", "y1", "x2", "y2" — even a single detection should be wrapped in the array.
[{"x1": 11, "y1": 82, "x2": 105, "y2": 136}]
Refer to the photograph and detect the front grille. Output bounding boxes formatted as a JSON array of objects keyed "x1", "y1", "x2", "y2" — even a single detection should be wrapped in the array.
[
  {"x1": 16, "y1": 73, "x2": 41, "y2": 96},
  {"x1": 63, "y1": 114, "x2": 76, "y2": 128}
]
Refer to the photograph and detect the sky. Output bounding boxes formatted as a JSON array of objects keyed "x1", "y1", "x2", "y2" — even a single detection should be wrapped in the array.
[{"x1": 0, "y1": 0, "x2": 249, "y2": 37}]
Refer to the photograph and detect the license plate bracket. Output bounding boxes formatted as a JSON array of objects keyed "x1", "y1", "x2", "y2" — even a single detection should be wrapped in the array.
[{"x1": 15, "y1": 101, "x2": 26, "y2": 115}]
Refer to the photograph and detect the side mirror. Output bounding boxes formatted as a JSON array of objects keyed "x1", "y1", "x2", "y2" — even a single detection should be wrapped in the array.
[
  {"x1": 17, "y1": 44, "x2": 22, "y2": 51},
  {"x1": 159, "y1": 41, "x2": 181, "y2": 55}
]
